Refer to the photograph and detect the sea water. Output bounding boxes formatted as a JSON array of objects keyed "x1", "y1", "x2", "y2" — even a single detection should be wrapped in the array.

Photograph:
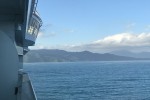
[{"x1": 24, "y1": 61, "x2": 150, "y2": 100}]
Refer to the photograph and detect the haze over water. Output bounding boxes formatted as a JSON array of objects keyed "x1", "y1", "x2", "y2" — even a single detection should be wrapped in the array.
[{"x1": 25, "y1": 61, "x2": 150, "y2": 100}]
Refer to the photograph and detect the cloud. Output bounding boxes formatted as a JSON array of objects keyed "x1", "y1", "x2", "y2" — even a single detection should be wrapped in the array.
[
  {"x1": 64, "y1": 33, "x2": 150, "y2": 53},
  {"x1": 63, "y1": 29, "x2": 76, "y2": 33},
  {"x1": 37, "y1": 23, "x2": 56, "y2": 38},
  {"x1": 37, "y1": 32, "x2": 42, "y2": 37},
  {"x1": 37, "y1": 31, "x2": 56, "y2": 38},
  {"x1": 29, "y1": 44, "x2": 46, "y2": 50},
  {"x1": 125, "y1": 23, "x2": 136, "y2": 32},
  {"x1": 40, "y1": 23, "x2": 53, "y2": 32},
  {"x1": 32, "y1": 32, "x2": 150, "y2": 53},
  {"x1": 94, "y1": 33, "x2": 150, "y2": 46},
  {"x1": 145, "y1": 25, "x2": 150, "y2": 31},
  {"x1": 126, "y1": 23, "x2": 135, "y2": 29}
]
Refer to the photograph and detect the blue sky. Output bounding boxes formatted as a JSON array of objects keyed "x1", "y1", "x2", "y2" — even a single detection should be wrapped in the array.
[{"x1": 32, "y1": 0, "x2": 150, "y2": 53}]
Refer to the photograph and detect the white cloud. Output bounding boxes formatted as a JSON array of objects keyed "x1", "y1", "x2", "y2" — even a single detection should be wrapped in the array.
[
  {"x1": 63, "y1": 29, "x2": 76, "y2": 33},
  {"x1": 67, "y1": 33, "x2": 150, "y2": 53},
  {"x1": 31, "y1": 32, "x2": 150, "y2": 53},
  {"x1": 145, "y1": 25, "x2": 150, "y2": 31},
  {"x1": 94, "y1": 33, "x2": 150, "y2": 46},
  {"x1": 126, "y1": 23, "x2": 135, "y2": 29},
  {"x1": 38, "y1": 32, "x2": 44, "y2": 37},
  {"x1": 125, "y1": 23, "x2": 136, "y2": 32},
  {"x1": 37, "y1": 31, "x2": 56, "y2": 38},
  {"x1": 37, "y1": 23, "x2": 56, "y2": 38}
]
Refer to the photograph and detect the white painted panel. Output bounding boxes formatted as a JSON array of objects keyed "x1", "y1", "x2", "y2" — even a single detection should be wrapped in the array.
[{"x1": 0, "y1": 32, "x2": 19, "y2": 100}]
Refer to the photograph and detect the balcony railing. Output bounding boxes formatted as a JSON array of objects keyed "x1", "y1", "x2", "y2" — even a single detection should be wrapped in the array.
[{"x1": 19, "y1": 71, "x2": 37, "y2": 100}]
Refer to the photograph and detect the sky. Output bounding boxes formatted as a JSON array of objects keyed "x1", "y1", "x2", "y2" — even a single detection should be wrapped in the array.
[{"x1": 31, "y1": 0, "x2": 150, "y2": 53}]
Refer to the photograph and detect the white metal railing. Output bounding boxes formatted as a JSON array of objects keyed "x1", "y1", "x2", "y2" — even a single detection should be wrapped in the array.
[{"x1": 19, "y1": 70, "x2": 37, "y2": 100}]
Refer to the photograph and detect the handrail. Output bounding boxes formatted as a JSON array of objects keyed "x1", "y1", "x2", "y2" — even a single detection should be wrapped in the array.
[{"x1": 19, "y1": 70, "x2": 37, "y2": 100}]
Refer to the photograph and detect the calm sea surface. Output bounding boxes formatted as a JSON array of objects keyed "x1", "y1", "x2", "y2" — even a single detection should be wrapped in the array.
[{"x1": 24, "y1": 61, "x2": 150, "y2": 100}]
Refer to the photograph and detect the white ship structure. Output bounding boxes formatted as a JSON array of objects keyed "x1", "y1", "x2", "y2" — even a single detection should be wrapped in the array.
[{"x1": 0, "y1": 0, "x2": 42, "y2": 100}]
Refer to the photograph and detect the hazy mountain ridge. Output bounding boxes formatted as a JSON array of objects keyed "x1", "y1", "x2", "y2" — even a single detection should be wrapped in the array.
[
  {"x1": 110, "y1": 50, "x2": 150, "y2": 58},
  {"x1": 24, "y1": 49, "x2": 149, "y2": 63}
]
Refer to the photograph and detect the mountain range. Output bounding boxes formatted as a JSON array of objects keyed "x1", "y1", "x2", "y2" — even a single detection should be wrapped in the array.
[
  {"x1": 110, "y1": 50, "x2": 150, "y2": 58},
  {"x1": 24, "y1": 49, "x2": 150, "y2": 63}
]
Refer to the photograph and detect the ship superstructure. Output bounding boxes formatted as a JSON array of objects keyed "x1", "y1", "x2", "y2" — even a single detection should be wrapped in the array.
[{"x1": 0, "y1": 0, "x2": 42, "y2": 100}]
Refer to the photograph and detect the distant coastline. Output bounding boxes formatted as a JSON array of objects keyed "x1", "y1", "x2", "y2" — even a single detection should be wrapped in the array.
[{"x1": 24, "y1": 49, "x2": 150, "y2": 63}]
